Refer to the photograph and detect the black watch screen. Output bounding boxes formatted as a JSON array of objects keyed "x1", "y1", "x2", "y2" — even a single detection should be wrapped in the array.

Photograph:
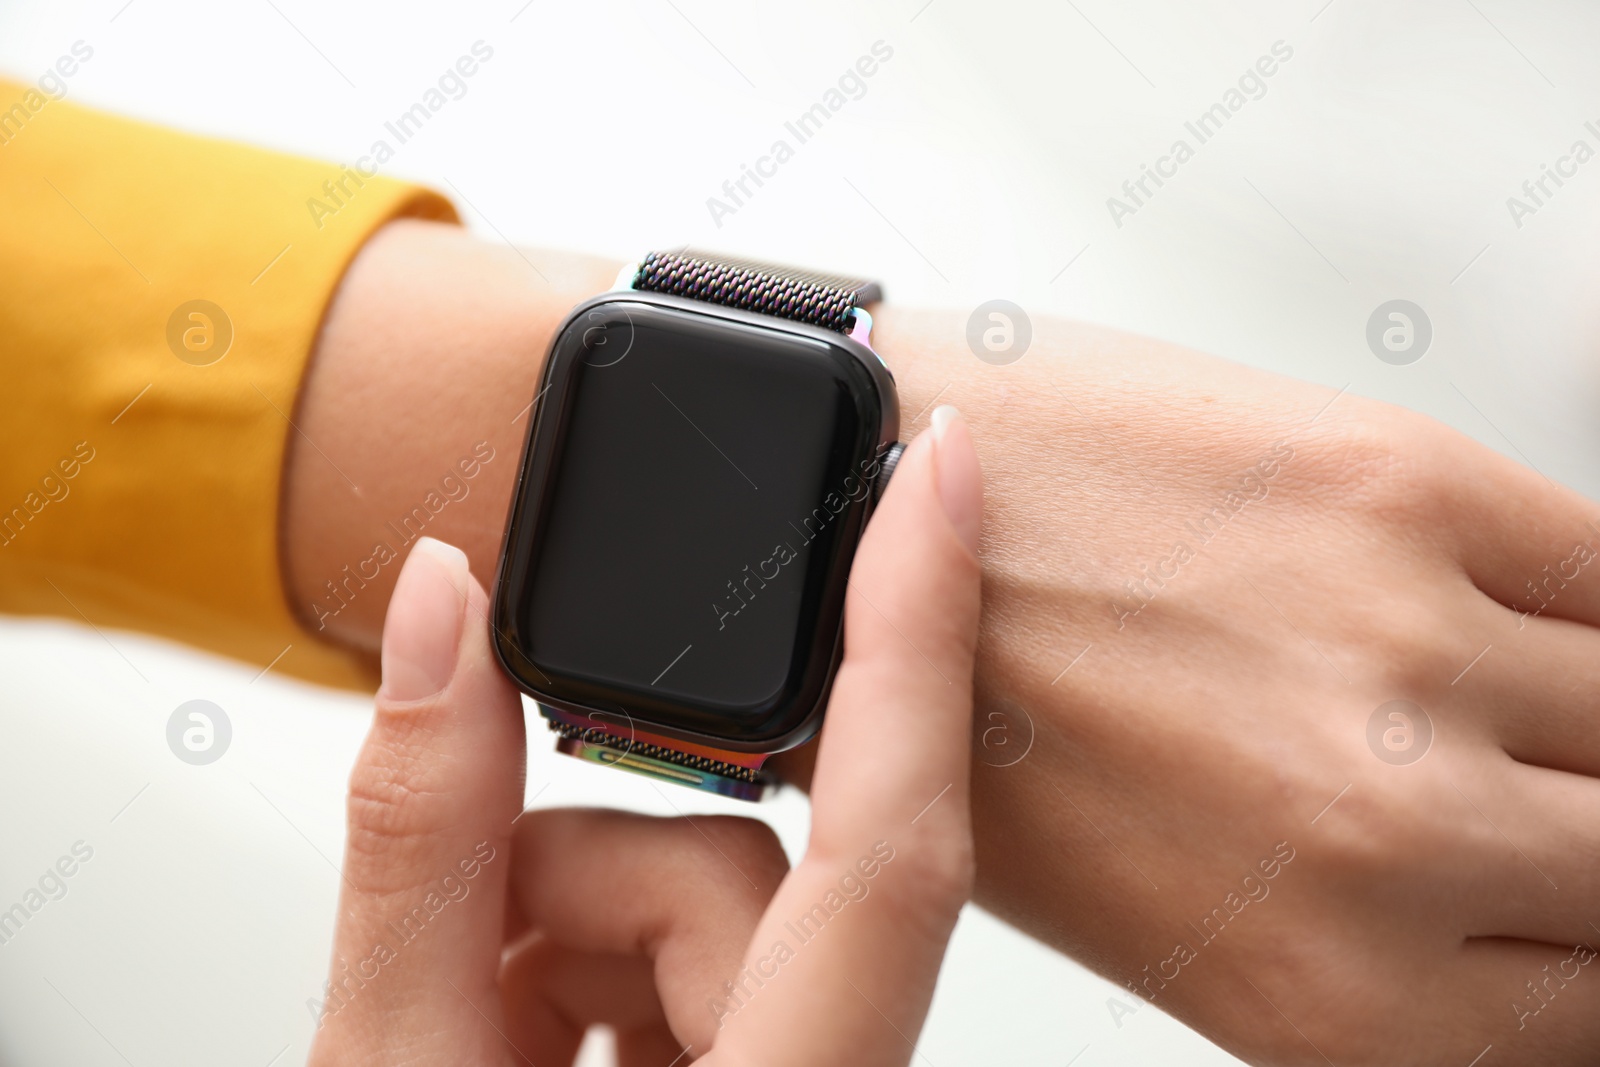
[{"x1": 492, "y1": 296, "x2": 896, "y2": 750}]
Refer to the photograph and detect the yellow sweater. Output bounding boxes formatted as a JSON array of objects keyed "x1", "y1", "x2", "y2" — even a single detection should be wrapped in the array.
[{"x1": 0, "y1": 78, "x2": 455, "y2": 688}]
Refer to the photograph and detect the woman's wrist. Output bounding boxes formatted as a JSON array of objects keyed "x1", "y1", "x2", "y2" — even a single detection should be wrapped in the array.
[
  {"x1": 281, "y1": 220, "x2": 619, "y2": 653},
  {"x1": 282, "y1": 225, "x2": 956, "y2": 658}
]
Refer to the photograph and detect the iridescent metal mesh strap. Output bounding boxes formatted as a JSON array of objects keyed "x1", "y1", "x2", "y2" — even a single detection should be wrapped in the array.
[{"x1": 633, "y1": 249, "x2": 882, "y2": 333}]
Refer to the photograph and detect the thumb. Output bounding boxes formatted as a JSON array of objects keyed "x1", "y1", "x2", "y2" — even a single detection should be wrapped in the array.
[
  {"x1": 708, "y1": 405, "x2": 984, "y2": 1064},
  {"x1": 310, "y1": 537, "x2": 527, "y2": 1063},
  {"x1": 810, "y1": 402, "x2": 983, "y2": 844}
]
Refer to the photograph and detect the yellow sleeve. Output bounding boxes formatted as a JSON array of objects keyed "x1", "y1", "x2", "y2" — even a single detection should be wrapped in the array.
[{"x1": 0, "y1": 79, "x2": 456, "y2": 689}]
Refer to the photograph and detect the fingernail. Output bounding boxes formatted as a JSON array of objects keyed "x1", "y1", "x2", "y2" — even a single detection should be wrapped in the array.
[
  {"x1": 930, "y1": 405, "x2": 982, "y2": 556},
  {"x1": 381, "y1": 537, "x2": 469, "y2": 702}
]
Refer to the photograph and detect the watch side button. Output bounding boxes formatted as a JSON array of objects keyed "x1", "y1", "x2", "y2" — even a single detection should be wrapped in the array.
[{"x1": 873, "y1": 442, "x2": 906, "y2": 503}]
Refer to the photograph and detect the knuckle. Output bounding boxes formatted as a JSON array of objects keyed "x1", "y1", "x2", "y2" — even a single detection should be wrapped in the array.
[
  {"x1": 1300, "y1": 763, "x2": 1465, "y2": 886},
  {"x1": 342, "y1": 728, "x2": 447, "y2": 890},
  {"x1": 922, "y1": 834, "x2": 978, "y2": 907},
  {"x1": 690, "y1": 816, "x2": 790, "y2": 894},
  {"x1": 1355, "y1": 598, "x2": 1463, "y2": 691},
  {"x1": 1299, "y1": 784, "x2": 1401, "y2": 878},
  {"x1": 1300, "y1": 407, "x2": 1433, "y2": 507},
  {"x1": 885, "y1": 827, "x2": 977, "y2": 926},
  {"x1": 798, "y1": 830, "x2": 972, "y2": 944}
]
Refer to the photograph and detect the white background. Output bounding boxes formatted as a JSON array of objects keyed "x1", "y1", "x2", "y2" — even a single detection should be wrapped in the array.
[{"x1": 3, "y1": 0, "x2": 1598, "y2": 1064}]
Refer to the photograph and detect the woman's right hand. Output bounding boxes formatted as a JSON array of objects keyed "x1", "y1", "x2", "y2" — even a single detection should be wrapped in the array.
[{"x1": 309, "y1": 404, "x2": 986, "y2": 1066}]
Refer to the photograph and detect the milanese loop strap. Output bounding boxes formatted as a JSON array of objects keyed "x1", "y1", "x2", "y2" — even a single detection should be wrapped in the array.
[{"x1": 633, "y1": 249, "x2": 882, "y2": 333}]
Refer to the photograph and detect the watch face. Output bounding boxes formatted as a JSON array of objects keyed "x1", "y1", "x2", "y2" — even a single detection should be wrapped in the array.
[{"x1": 494, "y1": 297, "x2": 893, "y2": 749}]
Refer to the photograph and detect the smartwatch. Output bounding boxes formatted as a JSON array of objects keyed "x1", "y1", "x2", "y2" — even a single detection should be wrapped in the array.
[{"x1": 491, "y1": 250, "x2": 903, "y2": 801}]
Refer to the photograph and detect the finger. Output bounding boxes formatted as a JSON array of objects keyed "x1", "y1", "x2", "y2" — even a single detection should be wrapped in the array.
[
  {"x1": 508, "y1": 807, "x2": 787, "y2": 1054},
  {"x1": 1456, "y1": 759, "x2": 1600, "y2": 949},
  {"x1": 310, "y1": 537, "x2": 526, "y2": 1063},
  {"x1": 1442, "y1": 435, "x2": 1600, "y2": 628},
  {"x1": 498, "y1": 937, "x2": 584, "y2": 1067},
  {"x1": 499, "y1": 939, "x2": 668, "y2": 1066},
  {"x1": 814, "y1": 403, "x2": 983, "y2": 843},
  {"x1": 1460, "y1": 609, "x2": 1600, "y2": 779},
  {"x1": 616, "y1": 1022, "x2": 690, "y2": 1067},
  {"x1": 499, "y1": 941, "x2": 691, "y2": 1067},
  {"x1": 712, "y1": 406, "x2": 983, "y2": 1064}
]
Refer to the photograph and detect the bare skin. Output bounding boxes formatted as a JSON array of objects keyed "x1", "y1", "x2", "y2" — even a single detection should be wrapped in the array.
[
  {"x1": 288, "y1": 220, "x2": 1600, "y2": 1065},
  {"x1": 308, "y1": 407, "x2": 985, "y2": 1066}
]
